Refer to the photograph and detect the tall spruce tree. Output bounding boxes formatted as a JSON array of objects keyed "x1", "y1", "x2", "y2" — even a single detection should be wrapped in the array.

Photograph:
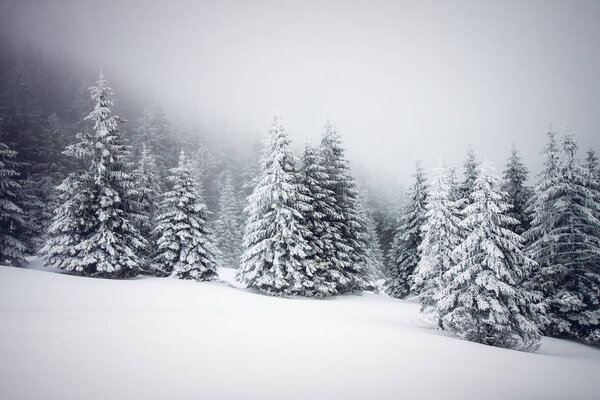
[
  {"x1": 586, "y1": 149, "x2": 598, "y2": 183},
  {"x1": 298, "y1": 144, "x2": 339, "y2": 296},
  {"x1": 359, "y1": 199, "x2": 386, "y2": 280},
  {"x1": 0, "y1": 140, "x2": 30, "y2": 266},
  {"x1": 131, "y1": 106, "x2": 174, "y2": 170},
  {"x1": 501, "y1": 144, "x2": 532, "y2": 235},
  {"x1": 412, "y1": 164, "x2": 462, "y2": 321},
  {"x1": 42, "y1": 74, "x2": 146, "y2": 277},
  {"x1": 152, "y1": 151, "x2": 218, "y2": 281},
  {"x1": 132, "y1": 144, "x2": 163, "y2": 268},
  {"x1": 319, "y1": 121, "x2": 373, "y2": 292},
  {"x1": 436, "y1": 161, "x2": 541, "y2": 351},
  {"x1": 460, "y1": 146, "x2": 480, "y2": 207},
  {"x1": 526, "y1": 134, "x2": 600, "y2": 344},
  {"x1": 214, "y1": 171, "x2": 243, "y2": 269},
  {"x1": 386, "y1": 161, "x2": 428, "y2": 298},
  {"x1": 237, "y1": 117, "x2": 315, "y2": 296}
]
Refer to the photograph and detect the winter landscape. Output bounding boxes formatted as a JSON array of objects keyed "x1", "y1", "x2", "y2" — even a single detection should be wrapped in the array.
[{"x1": 1, "y1": 1, "x2": 600, "y2": 399}]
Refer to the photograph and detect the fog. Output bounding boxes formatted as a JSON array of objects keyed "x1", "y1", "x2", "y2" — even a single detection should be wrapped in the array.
[{"x1": 2, "y1": 0, "x2": 600, "y2": 185}]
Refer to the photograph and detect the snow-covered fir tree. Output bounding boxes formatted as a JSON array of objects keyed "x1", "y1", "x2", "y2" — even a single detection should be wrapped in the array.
[
  {"x1": 152, "y1": 150, "x2": 218, "y2": 281},
  {"x1": 42, "y1": 74, "x2": 146, "y2": 277},
  {"x1": 585, "y1": 149, "x2": 598, "y2": 183},
  {"x1": 459, "y1": 146, "x2": 480, "y2": 206},
  {"x1": 501, "y1": 144, "x2": 532, "y2": 235},
  {"x1": 526, "y1": 133, "x2": 600, "y2": 344},
  {"x1": 214, "y1": 171, "x2": 243, "y2": 269},
  {"x1": 0, "y1": 140, "x2": 31, "y2": 266},
  {"x1": 132, "y1": 144, "x2": 163, "y2": 267},
  {"x1": 412, "y1": 163, "x2": 462, "y2": 320},
  {"x1": 385, "y1": 161, "x2": 428, "y2": 298},
  {"x1": 319, "y1": 121, "x2": 373, "y2": 292},
  {"x1": 131, "y1": 106, "x2": 174, "y2": 171},
  {"x1": 436, "y1": 161, "x2": 541, "y2": 351},
  {"x1": 358, "y1": 189, "x2": 386, "y2": 280},
  {"x1": 237, "y1": 117, "x2": 316, "y2": 296},
  {"x1": 298, "y1": 143, "x2": 339, "y2": 297}
]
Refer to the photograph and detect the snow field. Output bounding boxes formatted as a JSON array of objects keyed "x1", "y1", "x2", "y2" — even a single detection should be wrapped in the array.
[{"x1": 1, "y1": 266, "x2": 599, "y2": 400}]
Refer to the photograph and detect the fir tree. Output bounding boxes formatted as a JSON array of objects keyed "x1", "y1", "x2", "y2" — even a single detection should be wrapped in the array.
[
  {"x1": 237, "y1": 117, "x2": 315, "y2": 296},
  {"x1": 436, "y1": 161, "x2": 541, "y2": 351},
  {"x1": 412, "y1": 163, "x2": 462, "y2": 320},
  {"x1": 585, "y1": 149, "x2": 598, "y2": 182},
  {"x1": 526, "y1": 134, "x2": 600, "y2": 344},
  {"x1": 298, "y1": 144, "x2": 339, "y2": 297},
  {"x1": 43, "y1": 74, "x2": 146, "y2": 277},
  {"x1": 501, "y1": 144, "x2": 532, "y2": 235},
  {"x1": 0, "y1": 140, "x2": 30, "y2": 266},
  {"x1": 152, "y1": 151, "x2": 218, "y2": 281},
  {"x1": 214, "y1": 171, "x2": 243, "y2": 269},
  {"x1": 354, "y1": 185, "x2": 385, "y2": 280},
  {"x1": 132, "y1": 144, "x2": 163, "y2": 267},
  {"x1": 131, "y1": 106, "x2": 174, "y2": 169},
  {"x1": 460, "y1": 146, "x2": 480, "y2": 206},
  {"x1": 386, "y1": 161, "x2": 428, "y2": 298},
  {"x1": 319, "y1": 121, "x2": 373, "y2": 292}
]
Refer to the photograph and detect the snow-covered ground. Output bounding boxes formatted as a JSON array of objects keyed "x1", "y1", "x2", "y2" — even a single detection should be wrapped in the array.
[{"x1": 1, "y1": 265, "x2": 599, "y2": 400}]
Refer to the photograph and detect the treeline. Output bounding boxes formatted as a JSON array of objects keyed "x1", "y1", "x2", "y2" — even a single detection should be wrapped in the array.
[
  {"x1": 1, "y1": 45, "x2": 599, "y2": 352},
  {"x1": 0, "y1": 44, "x2": 257, "y2": 270},
  {"x1": 385, "y1": 136, "x2": 600, "y2": 350}
]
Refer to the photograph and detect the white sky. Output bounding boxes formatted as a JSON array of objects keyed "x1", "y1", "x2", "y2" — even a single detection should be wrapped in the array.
[{"x1": 3, "y1": 0, "x2": 600, "y2": 185}]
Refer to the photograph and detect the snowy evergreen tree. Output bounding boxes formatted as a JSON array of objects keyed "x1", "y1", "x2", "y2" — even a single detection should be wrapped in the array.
[
  {"x1": 42, "y1": 74, "x2": 146, "y2": 277},
  {"x1": 237, "y1": 117, "x2": 316, "y2": 296},
  {"x1": 436, "y1": 161, "x2": 541, "y2": 351},
  {"x1": 132, "y1": 144, "x2": 163, "y2": 267},
  {"x1": 459, "y1": 146, "x2": 480, "y2": 206},
  {"x1": 501, "y1": 144, "x2": 532, "y2": 235},
  {"x1": 357, "y1": 188, "x2": 386, "y2": 280},
  {"x1": 524, "y1": 130, "x2": 561, "y2": 249},
  {"x1": 526, "y1": 133, "x2": 600, "y2": 344},
  {"x1": 0, "y1": 140, "x2": 30, "y2": 266},
  {"x1": 152, "y1": 151, "x2": 218, "y2": 281},
  {"x1": 131, "y1": 106, "x2": 174, "y2": 171},
  {"x1": 585, "y1": 149, "x2": 599, "y2": 183},
  {"x1": 319, "y1": 121, "x2": 373, "y2": 292},
  {"x1": 412, "y1": 164, "x2": 462, "y2": 320},
  {"x1": 298, "y1": 144, "x2": 339, "y2": 296},
  {"x1": 214, "y1": 171, "x2": 243, "y2": 269},
  {"x1": 385, "y1": 161, "x2": 428, "y2": 298}
]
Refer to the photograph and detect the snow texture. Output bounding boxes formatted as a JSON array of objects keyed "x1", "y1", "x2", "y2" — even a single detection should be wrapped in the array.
[{"x1": 1, "y1": 265, "x2": 599, "y2": 400}]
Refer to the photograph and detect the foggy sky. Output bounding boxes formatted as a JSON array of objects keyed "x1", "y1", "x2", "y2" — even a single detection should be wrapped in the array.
[{"x1": 2, "y1": 0, "x2": 600, "y2": 186}]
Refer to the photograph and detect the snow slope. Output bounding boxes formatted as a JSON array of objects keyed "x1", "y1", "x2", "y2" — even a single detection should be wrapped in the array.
[{"x1": 1, "y1": 265, "x2": 599, "y2": 400}]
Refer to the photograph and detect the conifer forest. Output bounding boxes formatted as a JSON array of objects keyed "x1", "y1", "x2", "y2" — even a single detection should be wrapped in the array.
[{"x1": 1, "y1": 1, "x2": 599, "y2": 399}]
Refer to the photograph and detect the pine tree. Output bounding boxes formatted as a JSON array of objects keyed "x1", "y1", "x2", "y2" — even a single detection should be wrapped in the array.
[
  {"x1": 0, "y1": 140, "x2": 31, "y2": 266},
  {"x1": 412, "y1": 164, "x2": 462, "y2": 320},
  {"x1": 501, "y1": 144, "x2": 532, "y2": 235},
  {"x1": 319, "y1": 121, "x2": 373, "y2": 292},
  {"x1": 526, "y1": 133, "x2": 600, "y2": 344},
  {"x1": 42, "y1": 74, "x2": 146, "y2": 277},
  {"x1": 214, "y1": 171, "x2": 243, "y2": 269},
  {"x1": 436, "y1": 161, "x2": 541, "y2": 351},
  {"x1": 237, "y1": 117, "x2": 315, "y2": 296},
  {"x1": 132, "y1": 144, "x2": 163, "y2": 268},
  {"x1": 385, "y1": 161, "x2": 428, "y2": 298},
  {"x1": 152, "y1": 151, "x2": 218, "y2": 281}
]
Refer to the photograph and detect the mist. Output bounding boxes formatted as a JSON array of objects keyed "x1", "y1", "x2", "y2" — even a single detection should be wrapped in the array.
[{"x1": 2, "y1": 0, "x2": 600, "y2": 184}]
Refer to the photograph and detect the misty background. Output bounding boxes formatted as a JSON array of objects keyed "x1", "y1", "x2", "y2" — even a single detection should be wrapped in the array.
[{"x1": 1, "y1": 0, "x2": 600, "y2": 188}]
